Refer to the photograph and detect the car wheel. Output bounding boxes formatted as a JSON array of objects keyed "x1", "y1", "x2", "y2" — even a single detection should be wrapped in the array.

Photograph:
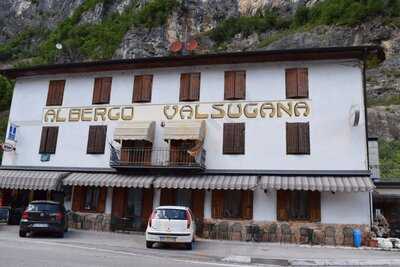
[
  {"x1": 185, "y1": 241, "x2": 193, "y2": 250},
  {"x1": 56, "y1": 231, "x2": 64, "y2": 238},
  {"x1": 19, "y1": 230, "x2": 27, "y2": 238},
  {"x1": 146, "y1": 241, "x2": 154, "y2": 248}
]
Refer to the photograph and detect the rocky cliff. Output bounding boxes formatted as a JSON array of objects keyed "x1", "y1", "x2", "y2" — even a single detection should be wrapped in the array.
[{"x1": 0, "y1": 1, "x2": 400, "y2": 148}]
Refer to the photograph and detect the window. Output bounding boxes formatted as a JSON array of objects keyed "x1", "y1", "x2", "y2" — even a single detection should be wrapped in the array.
[
  {"x1": 72, "y1": 186, "x2": 106, "y2": 213},
  {"x1": 277, "y1": 190, "x2": 320, "y2": 222},
  {"x1": 39, "y1": 126, "x2": 59, "y2": 154},
  {"x1": 180, "y1": 73, "x2": 200, "y2": 101},
  {"x1": 223, "y1": 123, "x2": 245, "y2": 154},
  {"x1": 133, "y1": 75, "x2": 153, "y2": 103},
  {"x1": 46, "y1": 80, "x2": 65, "y2": 106},
  {"x1": 92, "y1": 77, "x2": 112, "y2": 104},
  {"x1": 120, "y1": 140, "x2": 152, "y2": 165},
  {"x1": 212, "y1": 190, "x2": 253, "y2": 220},
  {"x1": 224, "y1": 70, "x2": 246, "y2": 100},
  {"x1": 285, "y1": 68, "x2": 309, "y2": 98},
  {"x1": 87, "y1": 126, "x2": 107, "y2": 154},
  {"x1": 286, "y1": 122, "x2": 310, "y2": 155}
]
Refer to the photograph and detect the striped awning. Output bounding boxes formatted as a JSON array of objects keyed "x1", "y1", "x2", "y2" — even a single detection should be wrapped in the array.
[
  {"x1": 163, "y1": 120, "x2": 206, "y2": 141},
  {"x1": 260, "y1": 176, "x2": 375, "y2": 192},
  {"x1": 63, "y1": 173, "x2": 154, "y2": 188},
  {"x1": 153, "y1": 175, "x2": 258, "y2": 190},
  {"x1": 113, "y1": 121, "x2": 155, "y2": 142},
  {"x1": 0, "y1": 170, "x2": 69, "y2": 191}
]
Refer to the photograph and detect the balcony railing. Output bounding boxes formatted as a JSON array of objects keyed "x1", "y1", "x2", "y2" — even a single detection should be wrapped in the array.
[{"x1": 110, "y1": 145, "x2": 206, "y2": 170}]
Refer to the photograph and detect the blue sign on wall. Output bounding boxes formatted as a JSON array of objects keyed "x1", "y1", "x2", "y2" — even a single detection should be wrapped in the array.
[{"x1": 7, "y1": 123, "x2": 16, "y2": 141}]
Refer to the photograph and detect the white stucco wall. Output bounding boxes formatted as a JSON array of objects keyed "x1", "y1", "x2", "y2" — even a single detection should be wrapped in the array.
[
  {"x1": 3, "y1": 60, "x2": 368, "y2": 171},
  {"x1": 321, "y1": 191, "x2": 370, "y2": 224}
]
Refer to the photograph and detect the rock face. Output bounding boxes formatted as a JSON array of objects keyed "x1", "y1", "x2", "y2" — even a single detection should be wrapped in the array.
[{"x1": 0, "y1": 0, "x2": 400, "y2": 141}]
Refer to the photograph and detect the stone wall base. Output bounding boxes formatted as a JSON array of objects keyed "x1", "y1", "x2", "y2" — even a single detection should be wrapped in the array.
[
  {"x1": 68, "y1": 212, "x2": 111, "y2": 232},
  {"x1": 201, "y1": 220, "x2": 370, "y2": 247}
]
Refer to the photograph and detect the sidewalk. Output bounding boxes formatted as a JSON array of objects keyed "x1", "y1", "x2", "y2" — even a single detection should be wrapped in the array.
[{"x1": 1, "y1": 225, "x2": 399, "y2": 266}]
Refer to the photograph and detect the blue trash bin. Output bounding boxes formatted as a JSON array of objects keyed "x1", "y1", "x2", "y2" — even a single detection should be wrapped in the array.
[{"x1": 353, "y1": 229, "x2": 362, "y2": 248}]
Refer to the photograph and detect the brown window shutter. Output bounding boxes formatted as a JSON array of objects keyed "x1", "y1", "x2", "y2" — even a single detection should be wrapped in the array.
[
  {"x1": 101, "y1": 77, "x2": 112, "y2": 104},
  {"x1": 87, "y1": 126, "x2": 97, "y2": 154},
  {"x1": 133, "y1": 75, "x2": 152, "y2": 103},
  {"x1": 211, "y1": 190, "x2": 224, "y2": 219},
  {"x1": 241, "y1": 190, "x2": 253, "y2": 220},
  {"x1": 96, "y1": 187, "x2": 107, "y2": 213},
  {"x1": 286, "y1": 69, "x2": 298, "y2": 98},
  {"x1": 234, "y1": 71, "x2": 246, "y2": 99},
  {"x1": 309, "y1": 191, "x2": 321, "y2": 222},
  {"x1": 297, "y1": 68, "x2": 309, "y2": 98},
  {"x1": 95, "y1": 126, "x2": 107, "y2": 154},
  {"x1": 92, "y1": 78, "x2": 102, "y2": 104},
  {"x1": 286, "y1": 123, "x2": 299, "y2": 154},
  {"x1": 111, "y1": 188, "x2": 126, "y2": 218},
  {"x1": 46, "y1": 127, "x2": 59, "y2": 154},
  {"x1": 190, "y1": 73, "x2": 200, "y2": 101},
  {"x1": 179, "y1": 73, "x2": 190, "y2": 101},
  {"x1": 277, "y1": 190, "x2": 289, "y2": 221},
  {"x1": 234, "y1": 123, "x2": 245, "y2": 154},
  {"x1": 72, "y1": 186, "x2": 84, "y2": 212},
  {"x1": 46, "y1": 80, "x2": 65, "y2": 106},
  {"x1": 160, "y1": 189, "x2": 176, "y2": 206},
  {"x1": 224, "y1": 71, "x2": 235, "y2": 100},
  {"x1": 39, "y1": 127, "x2": 49, "y2": 154},
  {"x1": 298, "y1": 122, "x2": 310, "y2": 154},
  {"x1": 223, "y1": 123, "x2": 235, "y2": 154},
  {"x1": 142, "y1": 188, "x2": 154, "y2": 224},
  {"x1": 191, "y1": 190, "x2": 205, "y2": 220}
]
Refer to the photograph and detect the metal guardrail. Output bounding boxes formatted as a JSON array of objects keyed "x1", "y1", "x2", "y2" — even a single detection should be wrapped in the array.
[{"x1": 110, "y1": 145, "x2": 206, "y2": 170}]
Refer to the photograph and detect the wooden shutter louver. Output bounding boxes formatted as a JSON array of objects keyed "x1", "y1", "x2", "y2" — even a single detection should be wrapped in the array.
[
  {"x1": 87, "y1": 126, "x2": 107, "y2": 154},
  {"x1": 96, "y1": 187, "x2": 107, "y2": 213},
  {"x1": 46, "y1": 80, "x2": 65, "y2": 106},
  {"x1": 72, "y1": 186, "x2": 84, "y2": 212},
  {"x1": 223, "y1": 123, "x2": 245, "y2": 154},
  {"x1": 277, "y1": 190, "x2": 289, "y2": 221},
  {"x1": 298, "y1": 122, "x2": 310, "y2": 154},
  {"x1": 93, "y1": 77, "x2": 112, "y2": 104},
  {"x1": 241, "y1": 190, "x2": 253, "y2": 220},
  {"x1": 286, "y1": 68, "x2": 308, "y2": 98},
  {"x1": 224, "y1": 71, "x2": 246, "y2": 100},
  {"x1": 39, "y1": 127, "x2": 58, "y2": 154},
  {"x1": 112, "y1": 188, "x2": 126, "y2": 218},
  {"x1": 191, "y1": 190, "x2": 205, "y2": 220},
  {"x1": 133, "y1": 75, "x2": 153, "y2": 103},
  {"x1": 180, "y1": 73, "x2": 200, "y2": 101},
  {"x1": 180, "y1": 73, "x2": 190, "y2": 101},
  {"x1": 190, "y1": 73, "x2": 200, "y2": 100},
  {"x1": 211, "y1": 190, "x2": 224, "y2": 219},
  {"x1": 286, "y1": 123, "x2": 299, "y2": 154},
  {"x1": 309, "y1": 191, "x2": 321, "y2": 222}
]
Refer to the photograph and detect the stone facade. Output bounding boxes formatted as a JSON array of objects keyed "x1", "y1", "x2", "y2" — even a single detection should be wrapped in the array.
[
  {"x1": 201, "y1": 219, "x2": 370, "y2": 247},
  {"x1": 68, "y1": 212, "x2": 111, "y2": 232}
]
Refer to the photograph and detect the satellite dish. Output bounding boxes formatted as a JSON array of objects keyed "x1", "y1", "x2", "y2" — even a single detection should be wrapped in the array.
[
  {"x1": 186, "y1": 39, "x2": 198, "y2": 51},
  {"x1": 55, "y1": 43, "x2": 63, "y2": 50},
  {"x1": 169, "y1": 41, "x2": 183, "y2": 53}
]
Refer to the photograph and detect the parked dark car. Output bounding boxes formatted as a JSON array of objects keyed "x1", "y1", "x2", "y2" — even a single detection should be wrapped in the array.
[{"x1": 19, "y1": 201, "x2": 68, "y2": 238}]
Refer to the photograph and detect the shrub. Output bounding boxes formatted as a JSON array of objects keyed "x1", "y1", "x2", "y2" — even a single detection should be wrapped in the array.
[
  {"x1": 379, "y1": 139, "x2": 400, "y2": 179},
  {"x1": 0, "y1": 75, "x2": 13, "y2": 112}
]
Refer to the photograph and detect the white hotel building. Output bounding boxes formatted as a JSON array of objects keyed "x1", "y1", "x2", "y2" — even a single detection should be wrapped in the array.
[{"x1": 0, "y1": 47, "x2": 382, "y2": 245}]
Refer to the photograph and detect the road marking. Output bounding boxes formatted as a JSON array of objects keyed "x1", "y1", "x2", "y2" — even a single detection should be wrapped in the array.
[{"x1": 2, "y1": 237, "x2": 255, "y2": 267}]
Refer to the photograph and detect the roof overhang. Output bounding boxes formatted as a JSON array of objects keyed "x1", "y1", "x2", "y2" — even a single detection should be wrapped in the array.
[{"x1": 1, "y1": 46, "x2": 385, "y2": 79}]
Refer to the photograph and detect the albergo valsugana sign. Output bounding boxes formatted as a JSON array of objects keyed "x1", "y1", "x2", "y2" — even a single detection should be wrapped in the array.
[{"x1": 42, "y1": 100, "x2": 310, "y2": 123}]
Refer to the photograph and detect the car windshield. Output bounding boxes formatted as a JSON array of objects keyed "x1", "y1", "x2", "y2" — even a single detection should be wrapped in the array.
[
  {"x1": 154, "y1": 209, "x2": 187, "y2": 220},
  {"x1": 27, "y1": 203, "x2": 59, "y2": 213}
]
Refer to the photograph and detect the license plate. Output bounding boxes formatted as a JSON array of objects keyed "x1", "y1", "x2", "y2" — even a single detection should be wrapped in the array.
[
  {"x1": 160, "y1": 236, "x2": 176, "y2": 242},
  {"x1": 32, "y1": 223, "x2": 48, "y2": 228}
]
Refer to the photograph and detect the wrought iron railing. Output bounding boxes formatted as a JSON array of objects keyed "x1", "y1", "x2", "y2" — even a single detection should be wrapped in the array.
[{"x1": 110, "y1": 145, "x2": 206, "y2": 170}]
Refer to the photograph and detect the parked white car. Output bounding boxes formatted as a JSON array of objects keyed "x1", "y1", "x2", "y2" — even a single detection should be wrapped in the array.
[{"x1": 145, "y1": 206, "x2": 195, "y2": 250}]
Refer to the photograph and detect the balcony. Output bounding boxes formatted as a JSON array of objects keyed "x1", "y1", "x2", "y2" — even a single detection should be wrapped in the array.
[{"x1": 110, "y1": 146, "x2": 206, "y2": 171}]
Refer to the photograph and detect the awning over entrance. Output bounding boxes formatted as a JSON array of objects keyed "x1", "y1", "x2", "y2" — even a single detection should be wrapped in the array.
[
  {"x1": 153, "y1": 175, "x2": 258, "y2": 190},
  {"x1": 63, "y1": 173, "x2": 154, "y2": 188},
  {"x1": 113, "y1": 121, "x2": 155, "y2": 142},
  {"x1": 260, "y1": 176, "x2": 375, "y2": 192},
  {"x1": 0, "y1": 170, "x2": 69, "y2": 191},
  {"x1": 163, "y1": 120, "x2": 206, "y2": 141}
]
